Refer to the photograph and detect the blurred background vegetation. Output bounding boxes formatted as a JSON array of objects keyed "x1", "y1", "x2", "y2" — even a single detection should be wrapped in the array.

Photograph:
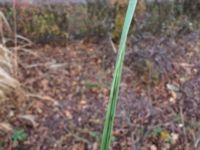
[{"x1": 0, "y1": 0, "x2": 199, "y2": 44}]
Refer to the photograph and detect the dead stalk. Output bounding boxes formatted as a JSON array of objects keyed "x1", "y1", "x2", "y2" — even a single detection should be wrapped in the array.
[
  {"x1": 13, "y1": 0, "x2": 18, "y2": 77},
  {"x1": 180, "y1": 105, "x2": 189, "y2": 150}
]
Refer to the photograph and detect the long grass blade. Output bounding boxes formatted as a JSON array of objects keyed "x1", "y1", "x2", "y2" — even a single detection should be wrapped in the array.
[{"x1": 100, "y1": 1, "x2": 138, "y2": 150}]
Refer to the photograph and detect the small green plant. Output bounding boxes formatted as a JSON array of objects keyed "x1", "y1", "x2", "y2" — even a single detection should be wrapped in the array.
[
  {"x1": 173, "y1": 113, "x2": 182, "y2": 124},
  {"x1": 151, "y1": 127, "x2": 172, "y2": 144},
  {"x1": 12, "y1": 129, "x2": 27, "y2": 142},
  {"x1": 151, "y1": 127, "x2": 163, "y2": 137},
  {"x1": 100, "y1": 1, "x2": 138, "y2": 150}
]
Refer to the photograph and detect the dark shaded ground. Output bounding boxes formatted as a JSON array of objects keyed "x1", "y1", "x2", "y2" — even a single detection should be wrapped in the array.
[{"x1": 0, "y1": 32, "x2": 200, "y2": 150}]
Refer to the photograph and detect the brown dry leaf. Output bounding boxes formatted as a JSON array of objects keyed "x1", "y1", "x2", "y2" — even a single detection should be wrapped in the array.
[
  {"x1": 33, "y1": 101, "x2": 44, "y2": 113},
  {"x1": 42, "y1": 96, "x2": 54, "y2": 102},
  {"x1": 42, "y1": 95, "x2": 54, "y2": 101},
  {"x1": 64, "y1": 110, "x2": 73, "y2": 119},
  {"x1": 171, "y1": 91, "x2": 177, "y2": 99},
  {"x1": 72, "y1": 81, "x2": 77, "y2": 86},
  {"x1": 169, "y1": 97, "x2": 176, "y2": 103},
  {"x1": 112, "y1": 129, "x2": 125, "y2": 137},
  {"x1": 91, "y1": 87, "x2": 100, "y2": 93},
  {"x1": 72, "y1": 143, "x2": 85, "y2": 150},
  {"x1": 169, "y1": 90, "x2": 177, "y2": 103},
  {"x1": 150, "y1": 145, "x2": 157, "y2": 150},
  {"x1": 70, "y1": 51, "x2": 77, "y2": 57},
  {"x1": 0, "y1": 122, "x2": 13, "y2": 132},
  {"x1": 79, "y1": 96, "x2": 87, "y2": 106},
  {"x1": 171, "y1": 133, "x2": 179, "y2": 144},
  {"x1": 42, "y1": 96, "x2": 59, "y2": 106},
  {"x1": 80, "y1": 100, "x2": 87, "y2": 105},
  {"x1": 79, "y1": 98, "x2": 87, "y2": 110},
  {"x1": 71, "y1": 66, "x2": 82, "y2": 76},
  {"x1": 101, "y1": 87, "x2": 109, "y2": 95},
  {"x1": 41, "y1": 79, "x2": 49, "y2": 91}
]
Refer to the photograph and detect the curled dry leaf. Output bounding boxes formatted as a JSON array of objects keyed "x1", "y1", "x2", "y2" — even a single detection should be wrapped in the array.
[
  {"x1": 18, "y1": 115, "x2": 38, "y2": 128},
  {"x1": 0, "y1": 122, "x2": 13, "y2": 132},
  {"x1": 64, "y1": 110, "x2": 73, "y2": 119}
]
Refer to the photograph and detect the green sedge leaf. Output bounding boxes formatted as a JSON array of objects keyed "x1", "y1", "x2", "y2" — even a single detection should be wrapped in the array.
[{"x1": 100, "y1": 1, "x2": 138, "y2": 150}]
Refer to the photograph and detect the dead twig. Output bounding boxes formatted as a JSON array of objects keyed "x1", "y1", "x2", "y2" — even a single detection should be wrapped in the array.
[
  {"x1": 195, "y1": 133, "x2": 200, "y2": 149},
  {"x1": 0, "y1": 11, "x2": 12, "y2": 34},
  {"x1": 180, "y1": 105, "x2": 189, "y2": 150},
  {"x1": 109, "y1": 34, "x2": 117, "y2": 53}
]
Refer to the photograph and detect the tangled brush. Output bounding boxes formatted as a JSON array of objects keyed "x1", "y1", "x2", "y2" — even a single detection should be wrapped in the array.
[
  {"x1": 0, "y1": 11, "x2": 19, "y2": 102},
  {"x1": 0, "y1": 44, "x2": 19, "y2": 101}
]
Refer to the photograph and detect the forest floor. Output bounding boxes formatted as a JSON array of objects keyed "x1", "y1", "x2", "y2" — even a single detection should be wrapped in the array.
[{"x1": 0, "y1": 32, "x2": 200, "y2": 150}]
